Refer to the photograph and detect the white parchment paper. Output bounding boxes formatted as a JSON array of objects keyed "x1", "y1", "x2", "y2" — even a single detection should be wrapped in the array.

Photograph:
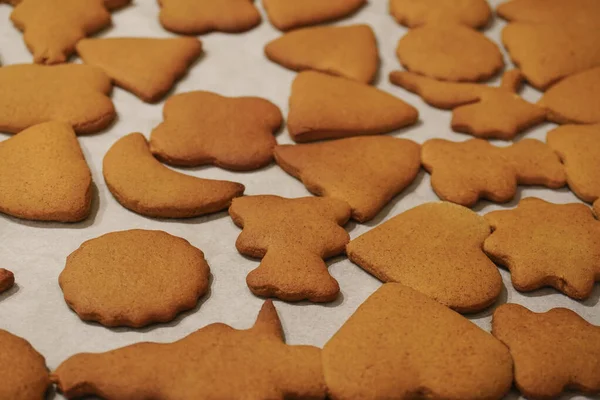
[{"x1": 0, "y1": 1, "x2": 598, "y2": 399}]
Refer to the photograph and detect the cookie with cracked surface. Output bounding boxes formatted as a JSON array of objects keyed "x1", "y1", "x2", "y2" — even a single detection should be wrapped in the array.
[
  {"x1": 103, "y1": 133, "x2": 244, "y2": 218},
  {"x1": 396, "y1": 24, "x2": 504, "y2": 82},
  {"x1": 390, "y1": 0, "x2": 491, "y2": 28},
  {"x1": 0, "y1": 64, "x2": 114, "y2": 135},
  {"x1": 229, "y1": 195, "x2": 351, "y2": 302},
  {"x1": 421, "y1": 138, "x2": 566, "y2": 207},
  {"x1": 0, "y1": 121, "x2": 92, "y2": 222},
  {"x1": 484, "y1": 197, "x2": 600, "y2": 299},
  {"x1": 263, "y1": 0, "x2": 365, "y2": 31},
  {"x1": 60, "y1": 229, "x2": 210, "y2": 328},
  {"x1": 76, "y1": 37, "x2": 203, "y2": 103},
  {"x1": 150, "y1": 91, "x2": 282, "y2": 170},
  {"x1": 52, "y1": 301, "x2": 327, "y2": 399},
  {"x1": 265, "y1": 24, "x2": 378, "y2": 84},
  {"x1": 323, "y1": 283, "x2": 513, "y2": 400},
  {"x1": 492, "y1": 303, "x2": 600, "y2": 399},
  {"x1": 274, "y1": 136, "x2": 421, "y2": 222},
  {"x1": 288, "y1": 71, "x2": 418, "y2": 142}
]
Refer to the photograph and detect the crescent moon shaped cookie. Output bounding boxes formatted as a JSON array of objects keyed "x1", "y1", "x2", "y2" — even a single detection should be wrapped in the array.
[
  {"x1": 492, "y1": 303, "x2": 600, "y2": 399},
  {"x1": 0, "y1": 64, "x2": 115, "y2": 135},
  {"x1": 76, "y1": 37, "x2": 203, "y2": 103},
  {"x1": 421, "y1": 138, "x2": 566, "y2": 207},
  {"x1": 390, "y1": 70, "x2": 547, "y2": 140},
  {"x1": 323, "y1": 283, "x2": 513, "y2": 400},
  {"x1": 51, "y1": 301, "x2": 327, "y2": 399},
  {"x1": 262, "y1": 0, "x2": 366, "y2": 31},
  {"x1": 60, "y1": 229, "x2": 211, "y2": 328},
  {"x1": 229, "y1": 195, "x2": 351, "y2": 302},
  {"x1": 538, "y1": 67, "x2": 600, "y2": 124},
  {"x1": 484, "y1": 197, "x2": 600, "y2": 300},
  {"x1": 158, "y1": 0, "x2": 261, "y2": 35},
  {"x1": 288, "y1": 71, "x2": 418, "y2": 142},
  {"x1": 10, "y1": 0, "x2": 111, "y2": 64},
  {"x1": 390, "y1": 0, "x2": 492, "y2": 28},
  {"x1": 103, "y1": 133, "x2": 244, "y2": 219},
  {"x1": 265, "y1": 24, "x2": 379, "y2": 84},
  {"x1": 347, "y1": 202, "x2": 502, "y2": 313},
  {"x1": 0, "y1": 121, "x2": 93, "y2": 222},
  {"x1": 396, "y1": 24, "x2": 504, "y2": 82},
  {"x1": 274, "y1": 136, "x2": 421, "y2": 222},
  {"x1": 149, "y1": 91, "x2": 282, "y2": 170}
]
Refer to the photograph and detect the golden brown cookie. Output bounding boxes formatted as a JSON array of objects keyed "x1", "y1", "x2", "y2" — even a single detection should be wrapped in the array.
[
  {"x1": 158, "y1": 0, "x2": 261, "y2": 34},
  {"x1": 323, "y1": 283, "x2": 513, "y2": 400},
  {"x1": 76, "y1": 37, "x2": 203, "y2": 103},
  {"x1": 422, "y1": 138, "x2": 566, "y2": 207},
  {"x1": 52, "y1": 301, "x2": 327, "y2": 399},
  {"x1": 501, "y1": 21, "x2": 600, "y2": 90},
  {"x1": 0, "y1": 64, "x2": 114, "y2": 135},
  {"x1": 104, "y1": 0, "x2": 130, "y2": 10},
  {"x1": 60, "y1": 229, "x2": 211, "y2": 328},
  {"x1": 103, "y1": 133, "x2": 244, "y2": 219},
  {"x1": 484, "y1": 197, "x2": 600, "y2": 300},
  {"x1": 497, "y1": 0, "x2": 600, "y2": 24},
  {"x1": 538, "y1": 67, "x2": 600, "y2": 124},
  {"x1": 0, "y1": 330, "x2": 50, "y2": 400},
  {"x1": 396, "y1": 24, "x2": 504, "y2": 82},
  {"x1": 288, "y1": 71, "x2": 418, "y2": 142},
  {"x1": 0, "y1": 268, "x2": 14, "y2": 293},
  {"x1": 547, "y1": 124, "x2": 600, "y2": 204},
  {"x1": 347, "y1": 202, "x2": 502, "y2": 313},
  {"x1": 390, "y1": 69, "x2": 547, "y2": 140},
  {"x1": 10, "y1": 0, "x2": 110, "y2": 64},
  {"x1": 390, "y1": 0, "x2": 492, "y2": 28},
  {"x1": 274, "y1": 136, "x2": 421, "y2": 222},
  {"x1": 265, "y1": 24, "x2": 378, "y2": 84},
  {"x1": 262, "y1": 0, "x2": 366, "y2": 31},
  {"x1": 492, "y1": 303, "x2": 600, "y2": 399},
  {"x1": 229, "y1": 195, "x2": 351, "y2": 302},
  {"x1": 0, "y1": 121, "x2": 92, "y2": 222},
  {"x1": 595, "y1": 200, "x2": 600, "y2": 217},
  {"x1": 149, "y1": 91, "x2": 282, "y2": 170}
]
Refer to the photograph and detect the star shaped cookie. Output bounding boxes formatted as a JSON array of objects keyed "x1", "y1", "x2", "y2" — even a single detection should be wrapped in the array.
[{"x1": 484, "y1": 197, "x2": 600, "y2": 299}]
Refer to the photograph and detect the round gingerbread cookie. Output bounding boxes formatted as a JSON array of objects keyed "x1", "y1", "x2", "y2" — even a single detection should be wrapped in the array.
[
  {"x1": 396, "y1": 24, "x2": 504, "y2": 82},
  {"x1": 59, "y1": 229, "x2": 211, "y2": 328}
]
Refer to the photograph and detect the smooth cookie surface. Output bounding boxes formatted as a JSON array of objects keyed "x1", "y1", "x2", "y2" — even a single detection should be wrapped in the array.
[{"x1": 263, "y1": 0, "x2": 365, "y2": 31}]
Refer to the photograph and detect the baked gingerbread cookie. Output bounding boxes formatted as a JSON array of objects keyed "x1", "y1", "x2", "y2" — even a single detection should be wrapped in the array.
[
  {"x1": 484, "y1": 197, "x2": 600, "y2": 300},
  {"x1": 104, "y1": 0, "x2": 130, "y2": 10},
  {"x1": 547, "y1": 124, "x2": 600, "y2": 204},
  {"x1": 0, "y1": 268, "x2": 15, "y2": 294},
  {"x1": 60, "y1": 229, "x2": 211, "y2": 328},
  {"x1": 0, "y1": 121, "x2": 92, "y2": 222},
  {"x1": 422, "y1": 138, "x2": 566, "y2": 207},
  {"x1": 103, "y1": 133, "x2": 244, "y2": 218},
  {"x1": 347, "y1": 202, "x2": 502, "y2": 313},
  {"x1": 76, "y1": 37, "x2": 203, "y2": 103},
  {"x1": 274, "y1": 136, "x2": 421, "y2": 222},
  {"x1": 263, "y1": 0, "x2": 366, "y2": 31},
  {"x1": 397, "y1": 24, "x2": 504, "y2": 82},
  {"x1": 288, "y1": 71, "x2": 418, "y2": 142},
  {"x1": 0, "y1": 64, "x2": 114, "y2": 135},
  {"x1": 10, "y1": 0, "x2": 111, "y2": 64},
  {"x1": 497, "y1": 0, "x2": 600, "y2": 24},
  {"x1": 501, "y1": 21, "x2": 600, "y2": 90},
  {"x1": 595, "y1": 200, "x2": 600, "y2": 217},
  {"x1": 390, "y1": 0, "x2": 492, "y2": 28},
  {"x1": 149, "y1": 91, "x2": 282, "y2": 170},
  {"x1": 0, "y1": 330, "x2": 50, "y2": 400},
  {"x1": 158, "y1": 0, "x2": 261, "y2": 34},
  {"x1": 52, "y1": 301, "x2": 327, "y2": 399},
  {"x1": 538, "y1": 67, "x2": 600, "y2": 124},
  {"x1": 390, "y1": 69, "x2": 547, "y2": 140},
  {"x1": 492, "y1": 303, "x2": 600, "y2": 399},
  {"x1": 229, "y1": 195, "x2": 351, "y2": 302},
  {"x1": 265, "y1": 24, "x2": 378, "y2": 84},
  {"x1": 323, "y1": 283, "x2": 513, "y2": 400}
]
